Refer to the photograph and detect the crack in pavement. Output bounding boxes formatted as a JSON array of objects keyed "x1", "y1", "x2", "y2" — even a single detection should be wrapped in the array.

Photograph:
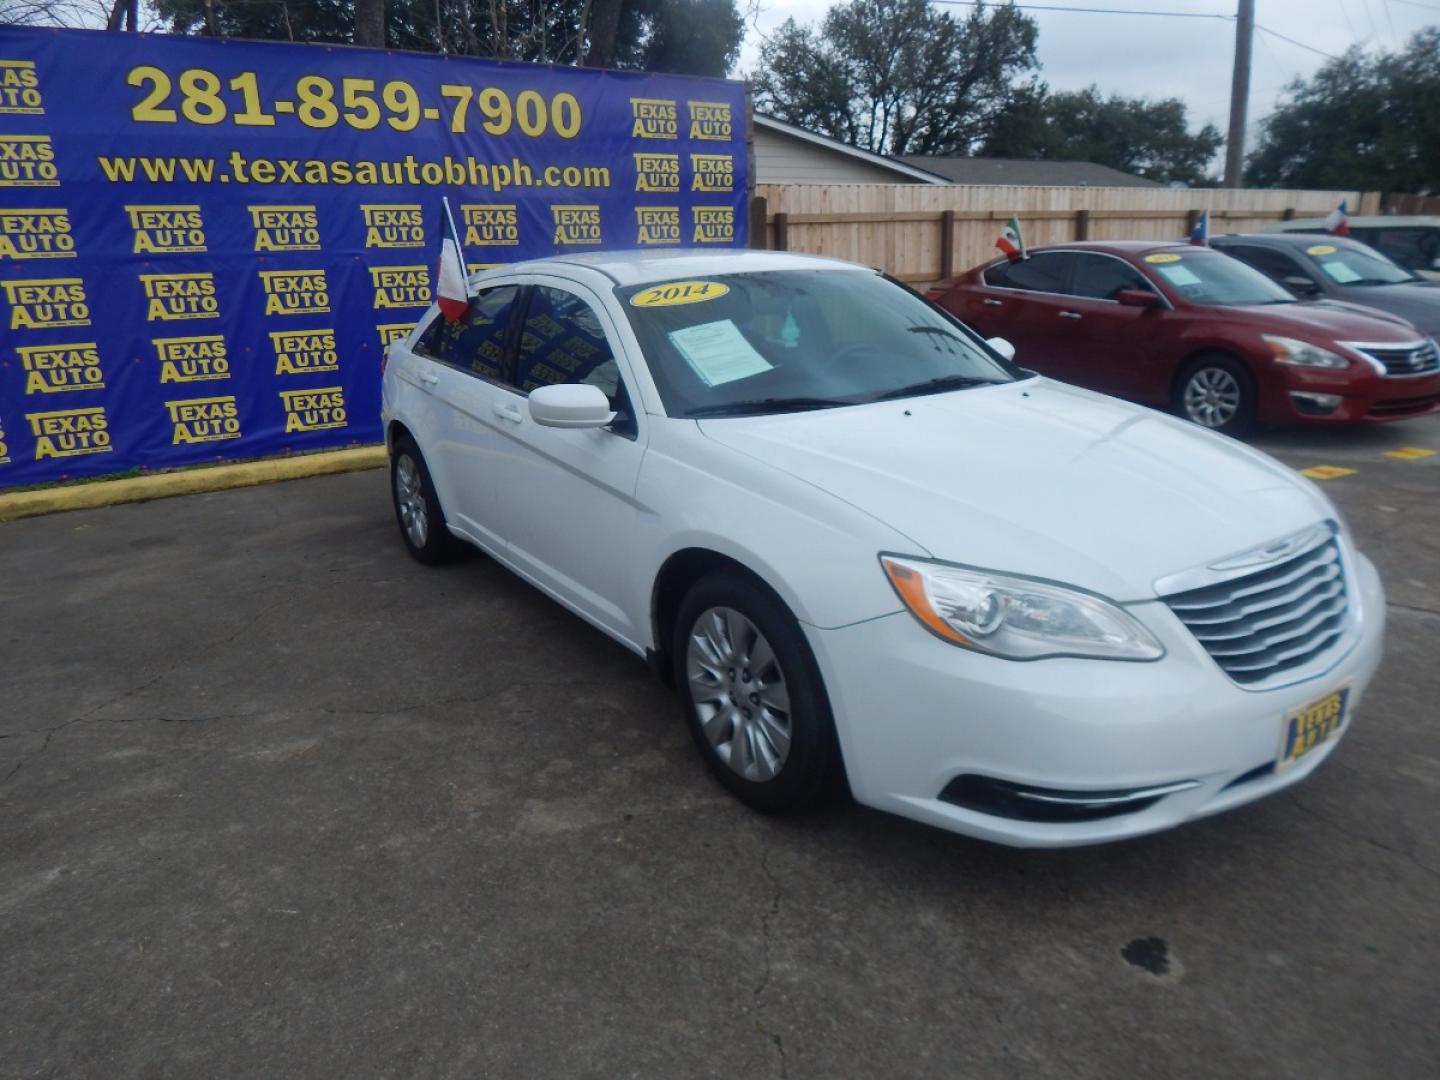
[
  {"x1": 1291, "y1": 794, "x2": 1440, "y2": 882},
  {"x1": 1386, "y1": 600, "x2": 1440, "y2": 619},
  {"x1": 752, "y1": 846, "x2": 788, "y2": 1079},
  {"x1": 0, "y1": 597, "x2": 287, "y2": 788}
]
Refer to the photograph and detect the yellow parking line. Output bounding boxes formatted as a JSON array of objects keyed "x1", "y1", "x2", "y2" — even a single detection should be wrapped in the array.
[
  {"x1": 1383, "y1": 447, "x2": 1436, "y2": 460},
  {"x1": 1299, "y1": 465, "x2": 1357, "y2": 480}
]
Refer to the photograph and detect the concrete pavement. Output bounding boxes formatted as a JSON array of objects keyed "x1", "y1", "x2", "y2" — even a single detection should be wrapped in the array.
[{"x1": 1, "y1": 413, "x2": 1437, "y2": 1078}]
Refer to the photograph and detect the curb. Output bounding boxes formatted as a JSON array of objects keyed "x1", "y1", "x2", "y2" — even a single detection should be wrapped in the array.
[{"x1": 0, "y1": 446, "x2": 388, "y2": 524}]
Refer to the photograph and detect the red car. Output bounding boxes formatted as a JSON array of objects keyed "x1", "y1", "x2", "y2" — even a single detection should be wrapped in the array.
[{"x1": 929, "y1": 241, "x2": 1440, "y2": 434}]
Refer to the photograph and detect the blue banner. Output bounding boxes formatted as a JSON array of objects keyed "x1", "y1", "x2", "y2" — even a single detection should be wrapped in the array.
[{"x1": 0, "y1": 27, "x2": 749, "y2": 485}]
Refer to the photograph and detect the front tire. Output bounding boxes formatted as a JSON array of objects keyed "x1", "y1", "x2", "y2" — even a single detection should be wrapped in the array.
[
  {"x1": 1175, "y1": 355, "x2": 1256, "y2": 436},
  {"x1": 672, "y1": 571, "x2": 844, "y2": 814},
  {"x1": 390, "y1": 437, "x2": 463, "y2": 565}
]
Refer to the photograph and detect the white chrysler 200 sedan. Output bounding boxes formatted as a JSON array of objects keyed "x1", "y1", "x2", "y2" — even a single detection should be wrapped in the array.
[{"x1": 380, "y1": 250, "x2": 1385, "y2": 847}]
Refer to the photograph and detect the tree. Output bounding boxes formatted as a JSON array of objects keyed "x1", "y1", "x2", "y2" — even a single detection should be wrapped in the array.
[
  {"x1": 149, "y1": 0, "x2": 742, "y2": 75},
  {"x1": 983, "y1": 85, "x2": 1223, "y2": 185},
  {"x1": 1247, "y1": 29, "x2": 1440, "y2": 193},
  {"x1": 0, "y1": 0, "x2": 151, "y2": 27},
  {"x1": 354, "y1": 0, "x2": 383, "y2": 47},
  {"x1": 620, "y1": 0, "x2": 743, "y2": 75},
  {"x1": 751, "y1": 0, "x2": 1039, "y2": 157}
]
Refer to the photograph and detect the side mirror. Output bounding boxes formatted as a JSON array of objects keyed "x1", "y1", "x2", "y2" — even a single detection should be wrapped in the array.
[
  {"x1": 986, "y1": 336, "x2": 1017, "y2": 362},
  {"x1": 528, "y1": 383, "x2": 616, "y2": 429},
  {"x1": 1430, "y1": 257, "x2": 1440, "y2": 270},
  {"x1": 1115, "y1": 288, "x2": 1162, "y2": 308},
  {"x1": 1282, "y1": 274, "x2": 1321, "y2": 296}
]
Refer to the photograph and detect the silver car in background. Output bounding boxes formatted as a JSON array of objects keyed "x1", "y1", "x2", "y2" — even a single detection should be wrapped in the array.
[
  {"x1": 1265, "y1": 216, "x2": 1440, "y2": 281},
  {"x1": 1214, "y1": 233, "x2": 1440, "y2": 350}
]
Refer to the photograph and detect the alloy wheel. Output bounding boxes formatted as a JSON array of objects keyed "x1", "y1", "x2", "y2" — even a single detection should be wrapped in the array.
[
  {"x1": 685, "y1": 606, "x2": 792, "y2": 782},
  {"x1": 395, "y1": 454, "x2": 429, "y2": 548},
  {"x1": 1183, "y1": 367, "x2": 1241, "y2": 428}
]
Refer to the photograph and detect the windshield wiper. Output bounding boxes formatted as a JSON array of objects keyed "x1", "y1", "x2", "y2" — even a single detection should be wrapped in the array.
[
  {"x1": 869, "y1": 374, "x2": 1004, "y2": 402},
  {"x1": 684, "y1": 396, "x2": 852, "y2": 418}
]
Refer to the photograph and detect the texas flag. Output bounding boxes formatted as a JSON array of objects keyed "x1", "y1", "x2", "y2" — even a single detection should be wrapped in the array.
[
  {"x1": 435, "y1": 197, "x2": 470, "y2": 322},
  {"x1": 1189, "y1": 208, "x2": 1209, "y2": 246},
  {"x1": 1325, "y1": 200, "x2": 1350, "y2": 237},
  {"x1": 995, "y1": 216, "x2": 1026, "y2": 261}
]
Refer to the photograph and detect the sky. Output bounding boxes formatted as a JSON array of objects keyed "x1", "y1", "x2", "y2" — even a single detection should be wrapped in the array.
[{"x1": 736, "y1": 0, "x2": 1440, "y2": 149}]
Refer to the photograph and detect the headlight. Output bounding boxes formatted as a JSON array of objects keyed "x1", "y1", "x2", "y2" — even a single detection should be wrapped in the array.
[
  {"x1": 1262, "y1": 335, "x2": 1350, "y2": 369},
  {"x1": 880, "y1": 555, "x2": 1164, "y2": 661}
]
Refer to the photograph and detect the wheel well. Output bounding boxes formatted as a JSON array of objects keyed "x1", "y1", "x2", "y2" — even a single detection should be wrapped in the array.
[
  {"x1": 386, "y1": 420, "x2": 412, "y2": 454},
  {"x1": 1171, "y1": 348, "x2": 1253, "y2": 401},
  {"x1": 649, "y1": 549, "x2": 775, "y2": 687}
]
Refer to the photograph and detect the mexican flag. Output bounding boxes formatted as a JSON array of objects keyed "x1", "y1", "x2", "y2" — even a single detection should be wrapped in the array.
[
  {"x1": 435, "y1": 197, "x2": 470, "y2": 322},
  {"x1": 996, "y1": 216, "x2": 1026, "y2": 261}
]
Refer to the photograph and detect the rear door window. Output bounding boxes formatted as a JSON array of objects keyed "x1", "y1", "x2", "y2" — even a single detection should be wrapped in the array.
[
  {"x1": 414, "y1": 285, "x2": 520, "y2": 381},
  {"x1": 983, "y1": 252, "x2": 1072, "y2": 294}
]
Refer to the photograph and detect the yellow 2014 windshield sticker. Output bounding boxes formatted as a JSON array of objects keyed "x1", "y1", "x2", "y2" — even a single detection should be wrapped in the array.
[
  {"x1": 1306, "y1": 244, "x2": 1338, "y2": 256},
  {"x1": 630, "y1": 280, "x2": 730, "y2": 308},
  {"x1": 1144, "y1": 253, "x2": 1183, "y2": 264}
]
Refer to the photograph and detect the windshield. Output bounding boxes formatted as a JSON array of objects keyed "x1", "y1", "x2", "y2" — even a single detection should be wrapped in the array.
[
  {"x1": 1304, "y1": 241, "x2": 1417, "y2": 285},
  {"x1": 618, "y1": 270, "x2": 1019, "y2": 418},
  {"x1": 1353, "y1": 226, "x2": 1440, "y2": 274},
  {"x1": 1142, "y1": 250, "x2": 1297, "y2": 306}
]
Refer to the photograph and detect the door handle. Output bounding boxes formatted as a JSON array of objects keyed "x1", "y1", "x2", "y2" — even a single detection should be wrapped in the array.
[
  {"x1": 417, "y1": 371, "x2": 439, "y2": 387},
  {"x1": 983, "y1": 298, "x2": 1003, "y2": 306},
  {"x1": 493, "y1": 401, "x2": 524, "y2": 423},
  {"x1": 1059, "y1": 311, "x2": 1082, "y2": 319}
]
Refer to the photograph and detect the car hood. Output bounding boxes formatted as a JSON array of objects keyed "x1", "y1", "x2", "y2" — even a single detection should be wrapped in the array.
[
  {"x1": 1225, "y1": 299, "x2": 1422, "y2": 341},
  {"x1": 697, "y1": 379, "x2": 1332, "y2": 602},
  {"x1": 1328, "y1": 284, "x2": 1440, "y2": 338}
]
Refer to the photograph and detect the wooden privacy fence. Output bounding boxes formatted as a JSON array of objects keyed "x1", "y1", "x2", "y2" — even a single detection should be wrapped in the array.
[
  {"x1": 748, "y1": 184, "x2": 1384, "y2": 286},
  {"x1": 1382, "y1": 193, "x2": 1440, "y2": 215}
]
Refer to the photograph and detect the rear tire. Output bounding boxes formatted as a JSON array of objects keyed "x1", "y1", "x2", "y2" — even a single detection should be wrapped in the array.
[
  {"x1": 1174, "y1": 354, "x2": 1256, "y2": 436},
  {"x1": 390, "y1": 436, "x2": 463, "y2": 565},
  {"x1": 672, "y1": 571, "x2": 845, "y2": 814}
]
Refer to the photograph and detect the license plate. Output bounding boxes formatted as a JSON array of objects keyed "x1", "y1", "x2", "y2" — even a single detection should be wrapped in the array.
[{"x1": 1277, "y1": 682, "x2": 1352, "y2": 769}]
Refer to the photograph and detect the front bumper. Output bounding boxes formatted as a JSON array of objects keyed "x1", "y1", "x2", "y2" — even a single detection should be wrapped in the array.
[
  {"x1": 1270, "y1": 365, "x2": 1440, "y2": 423},
  {"x1": 805, "y1": 553, "x2": 1386, "y2": 847}
]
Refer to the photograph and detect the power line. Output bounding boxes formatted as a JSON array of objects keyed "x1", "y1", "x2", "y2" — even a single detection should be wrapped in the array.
[
  {"x1": 929, "y1": 2, "x2": 1346, "y2": 63},
  {"x1": 1254, "y1": 25, "x2": 1294, "y2": 81},
  {"x1": 1389, "y1": 0, "x2": 1440, "y2": 13},
  {"x1": 1254, "y1": 23, "x2": 1344, "y2": 60},
  {"x1": 1359, "y1": 0, "x2": 1382, "y2": 37},
  {"x1": 927, "y1": 2, "x2": 1229, "y2": 18},
  {"x1": 1336, "y1": 0, "x2": 1357, "y2": 36}
]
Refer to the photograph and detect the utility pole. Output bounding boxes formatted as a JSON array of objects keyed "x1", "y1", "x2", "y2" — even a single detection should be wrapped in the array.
[{"x1": 1224, "y1": 0, "x2": 1255, "y2": 188}]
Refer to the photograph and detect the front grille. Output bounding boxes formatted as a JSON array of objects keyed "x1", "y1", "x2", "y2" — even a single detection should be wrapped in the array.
[
  {"x1": 1357, "y1": 339, "x2": 1440, "y2": 376},
  {"x1": 1162, "y1": 534, "x2": 1350, "y2": 686}
]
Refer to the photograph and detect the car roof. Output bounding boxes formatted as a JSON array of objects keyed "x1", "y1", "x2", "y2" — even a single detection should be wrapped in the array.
[
  {"x1": 1267, "y1": 215, "x2": 1440, "y2": 230},
  {"x1": 474, "y1": 248, "x2": 865, "y2": 288},
  {"x1": 1212, "y1": 233, "x2": 1370, "y2": 250},
  {"x1": 1012, "y1": 240, "x2": 1204, "y2": 259}
]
